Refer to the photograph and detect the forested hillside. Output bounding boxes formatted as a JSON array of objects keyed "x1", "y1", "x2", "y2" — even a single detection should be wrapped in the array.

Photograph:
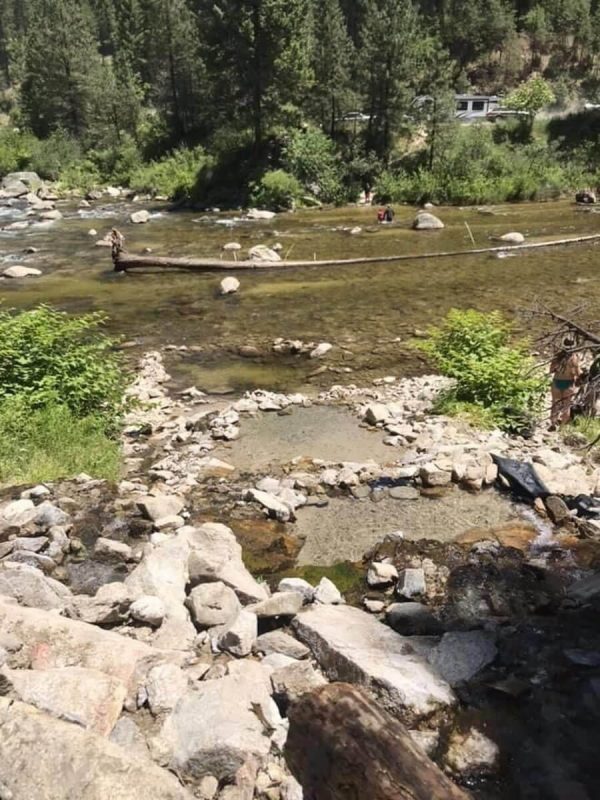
[{"x1": 1, "y1": 0, "x2": 599, "y2": 205}]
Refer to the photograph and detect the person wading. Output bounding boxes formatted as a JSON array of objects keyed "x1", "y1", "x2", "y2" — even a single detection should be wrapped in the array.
[{"x1": 550, "y1": 337, "x2": 581, "y2": 429}]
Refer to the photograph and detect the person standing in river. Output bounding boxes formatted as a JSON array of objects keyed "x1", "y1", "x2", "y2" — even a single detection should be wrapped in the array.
[{"x1": 550, "y1": 337, "x2": 582, "y2": 428}]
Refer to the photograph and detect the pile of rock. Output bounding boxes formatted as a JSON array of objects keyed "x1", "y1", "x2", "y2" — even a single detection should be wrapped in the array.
[{"x1": 0, "y1": 172, "x2": 64, "y2": 235}]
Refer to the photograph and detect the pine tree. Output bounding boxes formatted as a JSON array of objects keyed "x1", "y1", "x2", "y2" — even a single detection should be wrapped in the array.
[{"x1": 311, "y1": 0, "x2": 354, "y2": 135}]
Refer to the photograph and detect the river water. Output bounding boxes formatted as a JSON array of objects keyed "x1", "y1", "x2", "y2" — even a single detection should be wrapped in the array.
[{"x1": 1, "y1": 198, "x2": 599, "y2": 392}]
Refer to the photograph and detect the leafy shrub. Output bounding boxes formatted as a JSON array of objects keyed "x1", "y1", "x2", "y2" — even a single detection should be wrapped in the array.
[
  {"x1": 91, "y1": 134, "x2": 143, "y2": 187},
  {"x1": 419, "y1": 309, "x2": 545, "y2": 432},
  {"x1": 28, "y1": 129, "x2": 83, "y2": 181},
  {"x1": 0, "y1": 396, "x2": 120, "y2": 484},
  {"x1": 0, "y1": 306, "x2": 125, "y2": 429},
  {"x1": 0, "y1": 128, "x2": 37, "y2": 176},
  {"x1": 249, "y1": 169, "x2": 302, "y2": 210},
  {"x1": 283, "y1": 128, "x2": 347, "y2": 204},
  {"x1": 129, "y1": 146, "x2": 206, "y2": 199}
]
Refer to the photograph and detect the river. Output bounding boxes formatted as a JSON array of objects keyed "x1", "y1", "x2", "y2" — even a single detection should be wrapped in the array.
[{"x1": 1, "y1": 198, "x2": 599, "y2": 392}]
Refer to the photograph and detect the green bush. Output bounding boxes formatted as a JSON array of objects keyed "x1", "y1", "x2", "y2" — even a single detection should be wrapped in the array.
[
  {"x1": 0, "y1": 128, "x2": 37, "y2": 176},
  {"x1": 283, "y1": 128, "x2": 347, "y2": 204},
  {"x1": 0, "y1": 396, "x2": 120, "y2": 484},
  {"x1": 0, "y1": 306, "x2": 125, "y2": 429},
  {"x1": 419, "y1": 309, "x2": 546, "y2": 432},
  {"x1": 249, "y1": 169, "x2": 302, "y2": 210},
  {"x1": 28, "y1": 130, "x2": 83, "y2": 181},
  {"x1": 129, "y1": 146, "x2": 206, "y2": 199}
]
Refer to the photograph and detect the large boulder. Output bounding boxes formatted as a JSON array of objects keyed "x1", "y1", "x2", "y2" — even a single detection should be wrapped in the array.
[
  {"x1": 154, "y1": 670, "x2": 283, "y2": 781},
  {"x1": 0, "y1": 563, "x2": 72, "y2": 611},
  {"x1": 427, "y1": 631, "x2": 497, "y2": 686},
  {"x1": 186, "y1": 581, "x2": 240, "y2": 628},
  {"x1": 292, "y1": 604, "x2": 455, "y2": 724},
  {"x1": 71, "y1": 582, "x2": 134, "y2": 625},
  {"x1": 412, "y1": 212, "x2": 444, "y2": 230},
  {"x1": 254, "y1": 630, "x2": 310, "y2": 660},
  {"x1": 3, "y1": 172, "x2": 42, "y2": 189},
  {"x1": 186, "y1": 523, "x2": 268, "y2": 604},
  {"x1": 250, "y1": 591, "x2": 303, "y2": 619},
  {"x1": 0, "y1": 698, "x2": 193, "y2": 799},
  {"x1": 136, "y1": 494, "x2": 184, "y2": 522},
  {"x1": 2, "y1": 265, "x2": 42, "y2": 279},
  {"x1": 217, "y1": 610, "x2": 257, "y2": 657},
  {"x1": 4, "y1": 666, "x2": 126, "y2": 735},
  {"x1": 130, "y1": 210, "x2": 150, "y2": 224}
]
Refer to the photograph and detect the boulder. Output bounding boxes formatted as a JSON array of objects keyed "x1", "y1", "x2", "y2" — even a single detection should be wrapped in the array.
[
  {"x1": 155, "y1": 670, "x2": 283, "y2": 781},
  {"x1": 314, "y1": 577, "x2": 343, "y2": 605},
  {"x1": 248, "y1": 244, "x2": 281, "y2": 262},
  {"x1": 367, "y1": 562, "x2": 398, "y2": 588},
  {"x1": 0, "y1": 563, "x2": 71, "y2": 611},
  {"x1": 186, "y1": 581, "x2": 240, "y2": 628},
  {"x1": 186, "y1": 523, "x2": 268, "y2": 604},
  {"x1": 293, "y1": 604, "x2": 455, "y2": 723},
  {"x1": 0, "y1": 698, "x2": 193, "y2": 799},
  {"x1": 220, "y1": 276, "x2": 240, "y2": 295},
  {"x1": 270, "y1": 660, "x2": 327, "y2": 706},
  {"x1": 146, "y1": 663, "x2": 189, "y2": 715},
  {"x1": 428, "y1": 631, "x2": 497, "y2": 686},
  {"x1": 94, "y1": 537, "x2": 134, "y2": 562},
  {"x1": 5, "y1": 665, "x2": 127, "y2": 735},
  {"x1": 72, "y1": 582, "x2": 133, "y2": 625},
  {"x1": 310, "y1": 342, "x2": 332, "y2": 359},
  {"x1": 386, "y1": 602, "x2": 442, "y2": 635},
  {"x1": 2, "y1": 265, "x2": 42, "y2": 279},
  {"x1": 136, "y1": 494, "x2": 184, "y2": 522},
  {"x1": 129, "y1": 595, "x2": 166, "y2": 627},
  {"x1": 109, "y1": 717, "x2": 150, "y2": 760},
  {"x1": 1, "y1": 179, "x2": 29, "y2": 197},
  {"x1": 499, "y1": 231, "x2": 525, "y2": 244},
  {"x1": 130, "y1": 210, "x2": 150, "y2": 224},
  {"x1": 0, "y1": 601, "x2": 153, "y2": 692},
  {"x1": 413, "y1": 212, "x2": 444, "y2": 230},
  {"x1": 246, "y1": 208, "x2": 276, "y2": 220},
  {"x1": 40, "y1": 209, "x2": 62, "y2": 221},
  {"x1": 3, "y1": 171, "x2": 42, "y2": 189},
  {"x1": 419, "y1": 464, "x2": 452, "y2": 487},
  {"x1": 254, "y1": 630, "x2": 310, "y2": 660},
  {"x1": 364, "y1": 404, "x2": 391, "y2": 425},
  {"x1": 250, "y1": 591, "x2": 303, "y2": 619},
  {"x1": 217, "y1": 610, "x2": 258, "y2": 657},
  {"x1": 277, "y1": 577, "x2": 314, "y2": 603}
]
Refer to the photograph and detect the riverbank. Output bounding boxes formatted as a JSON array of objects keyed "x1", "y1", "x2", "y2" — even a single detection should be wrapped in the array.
[{"x1": 1, "y1": 352, "x2": 599, "y2": 797}]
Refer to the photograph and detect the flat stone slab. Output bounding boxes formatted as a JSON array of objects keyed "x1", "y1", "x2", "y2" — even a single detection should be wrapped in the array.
[{"x1": 292, "y1": 604, "x2": 455, "y2": 723}]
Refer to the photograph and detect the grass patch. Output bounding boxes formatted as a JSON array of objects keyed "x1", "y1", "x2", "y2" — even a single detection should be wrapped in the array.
[
  {"x1": 565, "y1": 416, "x2": 600, "y2": 445},
  {"x1": 0, "y1": 401, "x2": 121, "y2": 485},
  {"x1": 285, "y1": 561, "x2": 365, "y2": 602}
]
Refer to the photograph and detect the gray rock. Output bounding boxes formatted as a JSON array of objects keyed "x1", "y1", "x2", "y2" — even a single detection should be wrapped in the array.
[
  {"x1": 499, "y1": 231, "x2": 525, "y2": 244},
  {"x1": 13, "y1": 535, "x2": 49, "y2": 553},
  {"x1": 293, "y1": 604, "x2": 455, "y2": 723},
  {"x1": 386, "y1": 602, "x2": 442, "y2": 635},
  {"x1": 137, "y1": 494, "x2": 184, "y2": 522},
  {"x1": 40, "y1": 209, "x2": 62, "y2": 221},
  {"x1": 277, "y1": 577, "x2": 314, "y2": 602},
  {"x1": 146, "y1": 663, "x2": 189, "y2": 715},
  {"x1": 367, "y1": 562, "x2": 398, "y2": 588},
  {"x1": 314, "y1": 577, "x2": 343, "y2": 605},
  {"x1": 94, "y1": 537, "x2": 134, "y2": 562},
  {"x1": 246, "y1": 208, "x2": 276, "y2": 220},
  {"x1": 413, "y1": 212, "x2": 444, "y2": 230},
  {"x1": 220, "y1": 276, "x2": 240, "y2": 295},
  {"x1": 130, "y1": 209, "x2": 150, "y2": 224},
  {"x1": 6, "y1": 551, "x2": 55, "y2": 573},
  {"x1": 0, "y1": 698, "x2": 192, "y2": 798},
  {"x1": 396, "y1": 568, "x2": 426, "y2": 600},
  {"x1": 250, "y1": 591, "x2": 303, "y2": 618},
  {"x1": 0, "y1": 563, "x2": 71, "y2": 610},
  {"x1": 270, "y1": 660, "x2": 327, "y2": 705},
  {"x1": 73, "y1": 582, "x2": 133, "y2": 625},
  {"x1": 109, "y1": 716, "x2": 150, "y2": 760},
  {"x1": 33, "y1": 501, "x2": 70, "y2": 529},
  {"x1": 568, "y1": 571, "x2": 600, "y2": 607},
  {"x1": 254, "y1": 630, "x2": 310, "y2": 660},
  {"x1": 363, "y1": 599, "x2": 385, "y2": 613},
  {"x1": 428, "y1": 631, "x2": 497, "y2": 686},
  {"x1": 246, "y1": 488, "x2": 292, "y2": 522},
  {"x1": 419, "y1": 464, "x2": 451, "y2": 487},
  {"x1": 364, "y1": 404, "x2": 390, "y2": 425},
  {"x1": 389, "y1": 486, "x2": 419, "y2": 501},
  {"x1": 223, "y1": 242, "x2": 241, "y2": 252},
  {"x1": 217, "y1": 610, "x2": 258, "y2": 657},
  {"x1": 3, "y1": 171, "x2": 41, "y2": 189},
  {"x1": 129, "y1": 595, "x2": 166, "y2": 627},
  {"x1": 186, "y1": 581, "x2": 240, "y2": 628},
  {"x1": 248, "y1": 244, "x2": 281, "y2": 262},
  {"x1": 2, "y1": 265, "x2": 42, "y2": 278},
  {"x1": 5, "y1": 665, "x2": 127, "y2": 735}
]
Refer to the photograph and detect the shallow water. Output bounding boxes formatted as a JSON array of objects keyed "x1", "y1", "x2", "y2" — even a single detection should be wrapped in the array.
[{"x1": 2, "y1": 198, "x2": 599, "y2": 391}]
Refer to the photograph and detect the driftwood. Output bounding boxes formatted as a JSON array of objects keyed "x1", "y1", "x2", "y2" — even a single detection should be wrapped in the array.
[
  {"x1": 285, "y1": 683, "x2": 470, "y2": 800},
  {"x1": 110, "y1": 228, "x2": 600, "y2": 273}
]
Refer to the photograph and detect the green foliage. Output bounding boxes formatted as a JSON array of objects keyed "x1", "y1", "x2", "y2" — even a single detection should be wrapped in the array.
[
  {"x1": 0, "y1": 306, "x2": 125, "y2": 428},
  {"x1": 28, "y1": 129, "x2": 83, "y2": 181},
  {"x1": 0, "y1": 397, "x2": 121, "y2": 485},
  {"x1": 0, "y1": 128, "x2": 37, "y2": 174},
  {"x1": 419, "y1": 309, "x2": 546, "y2": 432},
  {"x1": 129, "y1": 146, "x2": 207, "y2": 198},
  {"x1": 249, "y1": 169, "x2": 303, "y2": 211},
  {"x1": 283, "y1": 128, "x2": 347, "y2": 204},
  {"x1": 505, "y1": 75, "x2": 556, "y2": 117}
]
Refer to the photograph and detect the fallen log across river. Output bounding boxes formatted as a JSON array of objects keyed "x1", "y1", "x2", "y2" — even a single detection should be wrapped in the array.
[{"x1": 110, "y1": 228, "x2": 600, "y2": 273}]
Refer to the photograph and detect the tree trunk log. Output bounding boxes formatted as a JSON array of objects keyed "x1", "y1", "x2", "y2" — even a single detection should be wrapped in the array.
[
  {"x1": 285, "y1": 683, "x2": 470, "y2": 800},
  {"x1": 111, "y1": 232, "x2": 600, "y2": 273}
]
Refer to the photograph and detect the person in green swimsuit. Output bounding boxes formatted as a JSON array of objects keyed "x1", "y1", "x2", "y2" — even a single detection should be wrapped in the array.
[{"x1": 550, "y1": 337, "x2": 581, "y2": 429}]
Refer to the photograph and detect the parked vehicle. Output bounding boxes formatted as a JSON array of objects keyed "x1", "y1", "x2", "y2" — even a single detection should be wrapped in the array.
[{"x1": 455, "y1": 95, "x2": 500, "y2": 121}]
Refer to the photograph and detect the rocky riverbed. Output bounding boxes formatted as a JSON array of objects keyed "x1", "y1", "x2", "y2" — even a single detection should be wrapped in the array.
[{"x1": 1, "y1": 350, "x2": 600, "y2": 798}]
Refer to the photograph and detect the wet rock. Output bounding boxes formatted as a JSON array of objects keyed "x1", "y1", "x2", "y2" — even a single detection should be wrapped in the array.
[
  {"x1": 0, "y1": 698, "x2": 192, "y2": 798},
  {"x1": 499, "y1": 231, "x2": 525, "y2": 244},
  {"x1": 137, "y1": 494, "x2": 184, "y2": 522},
  {"x1": 254, "y1": 630, "x2": 310, "y2": 660},
  {"x1": 271, "y1": 660, "x2": 327, "y2": 706},
  {"x1": 2, "y1": 265, "x2": 42, "y2": 278},
  {"x1": 0, "y1": 563, "x2": 71, "y2": 610},
  {"x1": 246, "y1": 488, "x2": 292, "y2": 522},
  {"x1": 187, "y1": 523, "x2": 268, "y2": 604},
  {"x1": 443, "y1": 727, "x2": 499, "y2": 775},
  {"x1": 5, "y1": 665, "x2": 127, "y2": 735},
  {"x1": 217, "y1": 610, "x2": 258, "y2": 657},
  {"x1": 277, "y1": 577, "x2": 314, "y2": 603},
  {"x1": 130, "y1": 209, "x2": 150, "y2": 224},
  {"x1": 545, "y1": 495, "x2": 571, "y2": 525},
  {"x1": 413, "y1": 212, "x2": 444, "y2": 230},
  {"x1": 146, "y1": 663, "x2": 189, "y2": 715},
  {"x1": 567, "y1": 571, "x2": 600, "y2": 607},
  {"x1": 310, "y1": 342, "x2": 332, "y2": 359},
  {"x1": 1, "y1": 179, "x2": 29, "y2": 197},
  {"x1": 186, "y1": 581, "x2": 241, "y2": 628},
  {"x1": 292, "y1": 604, "x2": 455, "y2": 722},
  {"x1": 409, "y1": 729, "x2": 440, "y2": 757},
  {"x1": 129, "y1": 595, "x2": 166, "y2": 627},
  {"x1": 246, "y1": 208, "x2": 276, "y2": 220},
  {"x1": 367, "y1": 562, "x2": 398, "y2": 588},
  {"x1": 250, "y1": 592, "x2": 304, "y2": 619},
  {"x1": 419, "y1": 464, "x2": 452, "y2": 487},
  {"x1": 94, "y1": 537, "x2": 134, "y2": 562},
  {"x1": 248, "y1": 244, "x2": 281, "y2": 262},
  {"x1": 386, "y1": 602, "x2": 442, "y2": 635},
  {"x1": 72, "y1": 582, "x2": 133, "y2": 625},
  {"x1": 220, "y1": 276, "x2": 240, "y2": 295},
  {"x1": 428, "y1": 631, "x2": 497, "y2": 686},
  {"x1": 40, "y1": 209, "x2": 62, "y2": 221},
  {"x1": 314, "y1": 577, "x2": 343, "y2": 605},
  {"x1": 396, "y1": 568, "x2": 426, "y2": 600}
]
